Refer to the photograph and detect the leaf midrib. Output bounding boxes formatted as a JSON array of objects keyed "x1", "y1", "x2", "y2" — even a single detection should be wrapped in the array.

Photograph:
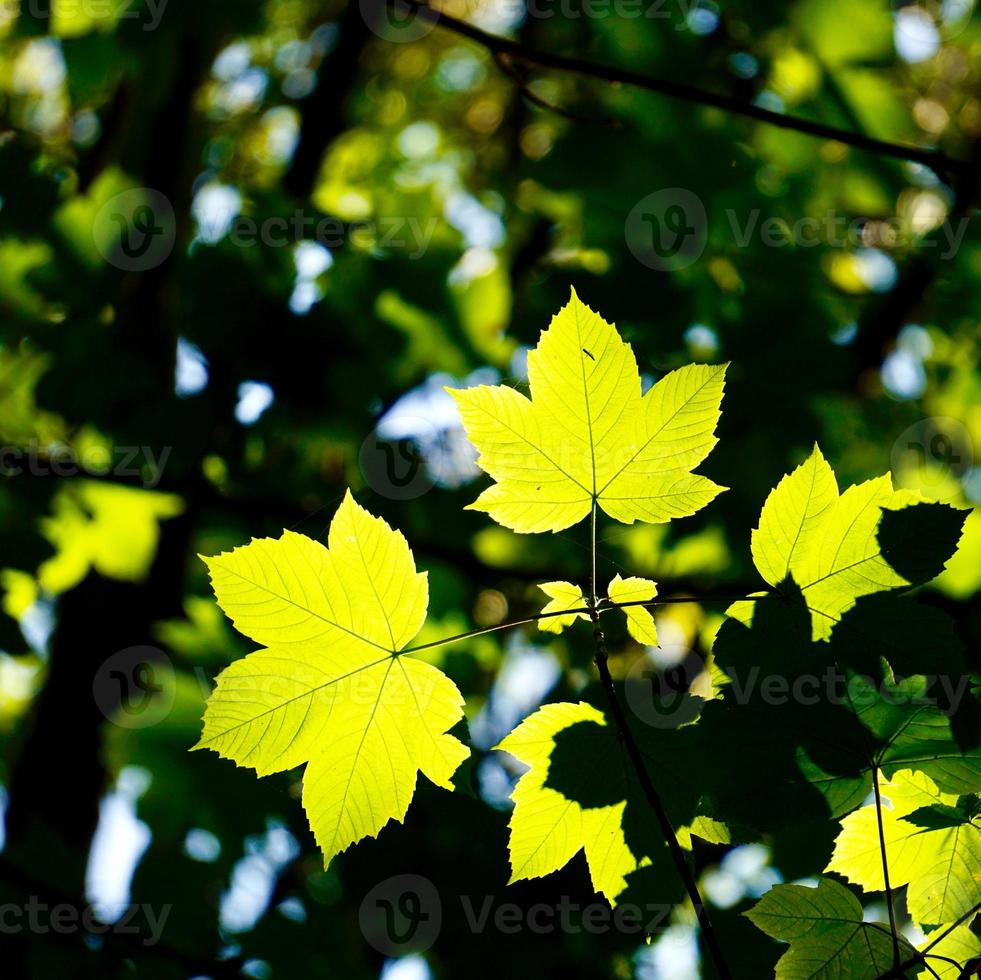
[
  {"x1": 595, "y1": 364, "x2": 723, "y2": 498},
  {"x1": 215, "y1": 563, "x2": 395, "y2": 653},
  {"x1": 196, "y1": 653, "x2": 394, "y2": 746},
  {"x1": 469, "y1": 390, "x2": 593, "y2": 496},
  {"x1": 326, "y1": 657, "x2": 396, "y2": 860}
]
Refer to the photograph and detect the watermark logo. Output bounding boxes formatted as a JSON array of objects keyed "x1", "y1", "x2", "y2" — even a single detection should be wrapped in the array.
[
  {"x1": 625, "y1": 648, "x2": 706, "y2": 729},
  {"x1": 724, "y1": 209, "x2": 968, "y2": 258},
  {"x1": 359, "y1": 874, "x2": 442, "y2": 955},
  {"x1": 523, "y1": 0, "x2": 715, "y2": 27},
  {"x1": 717, "y1": 667, "x2": 971, "y2": 716},
  {"x1": 626, "y1": 191, "x2": 970, "y2": 271},
  {"x1": 226, "y1": 212, "x2": 437, "y2": 258},
  {"x1": 891, "y1": 416, "x2": 973, "y2": 501},
  {"x1": 93, "y1": 646, "x2": 176, "y2": 729},
  {"x1": 359, "y1": 0, "x2": 436, "y2": 42},
  {"x1": 360, "y1": 0, "x2": 713, "y2": 30},
  {"x1": 460, "y1": 895, "x2": 672, "y2": 934},
  {"x1": 359, "y1": 416, "x2": 451, "y2": 500},
  {"x1": 94, "y1": 189, "x2": 176, "y2": 272},
  {"x1": 625, "y1": 188, "x2": 707, "y2": 271},
  {"x1": 359, "y1": 876, "x2": 675, "y2": 944}
]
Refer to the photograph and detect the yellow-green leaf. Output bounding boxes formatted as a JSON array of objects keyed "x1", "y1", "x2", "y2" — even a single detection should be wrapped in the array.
[
  {"x1": 917, "y1": 925, "x2": 981, "y2": 979},
  {"x1": 751, "y1": 444, "x2": 838, "y2": 587},
  {"x1": 537, "y1": 581, "x2": 587, "y2": 633},
  {"x1": 677, "y1": 815, "x2": 730, "y2": 850},
  {"x1": 449, "y1": 289, "x2": 727, "y2": 533},
  {"x1": 495, "y1": 702, "x2": 643, "y2": 901},
  {"x1": 750, "y1": 445, "x2": 966, "y2": 639},
  {"x1": 39, "y1": 481, "x2": 184, "y2": 593},
  {"x1": 194, "y1": 491, "x2": 469, "y2": 866},
  {"x1": 826, "y1": 769, "x2": 981, "y2": 927},
  {"x1": 607, "y1": 574, "x2": 658, "y2": 645}
]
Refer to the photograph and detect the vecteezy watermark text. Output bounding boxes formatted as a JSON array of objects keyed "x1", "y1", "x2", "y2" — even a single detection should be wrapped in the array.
[
  {"x1": 0, "y1": 443, "x2": 171, "y2": 489},
  {"x1": 458, "y1": 895, "x2": 670, "y2": 935},
  {"x1": 725, "y1": 209, "x2": 969, "y2": 259},
  {"x1": 226, "y1": 211, "x2": 438, "y2": 259},
  {"x1": 627, "y1": 658, "x2": 972, "y2": 729},
  {"x1": 721, "y1": 667, "x2": 970, "y2": 714},
  {"x1": 0, "y1": 898, "x2": 171, "y2": 947},
  {"x1": 626, "y1": 188, "x2": 970, "y2": 271},
  {"x1": 94, "y1": 186, "x2": 441, "y2": 271},
  {"x1": 359, "y1": 874, "x2": 672, "y2": 955},
  {"x1": 14, "y1": 0, "x2": 169, "y2": 31},
  {"x1": 359, "y1": 0, "x2": 713, "y2": 42}
]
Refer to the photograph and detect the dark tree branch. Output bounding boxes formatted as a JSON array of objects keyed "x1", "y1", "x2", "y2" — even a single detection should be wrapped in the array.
[
  {"x1": 872, "y1": 766, "x2": 901, "y2": 969},
  {"x1": 394, "y1": 0, "x2": 972, "y2": 178},
  {"x1": 587, "y1": 505, "x2": 732, "y2": 980},
  {"x1": 587, "y1": 601, "x2": 732, "y2": 978},
  {"x1": 495, "y1": 52, "x2": 618, "y2": 126},
  {"x1": 880, "y1": 900, "x2": 981, "y2": 978}
]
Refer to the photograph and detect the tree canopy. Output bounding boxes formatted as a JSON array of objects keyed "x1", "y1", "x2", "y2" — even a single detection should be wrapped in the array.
[{"x1": 0, "y1": 0, "x2": 979, "y2": 977}]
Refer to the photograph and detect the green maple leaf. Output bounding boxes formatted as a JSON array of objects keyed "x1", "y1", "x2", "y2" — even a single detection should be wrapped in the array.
[
  {"x1": 193, "y1": 491, "x2": 470, "y2": 865},
  {"x1": 748, "y1": 877, "x2": 980, "y2": 978},
  {"x1": 827, "y1": 769, "x2": 981, "y2": 927},
  {"x1": 817, "y1": 673, "x2": 981, "y2": 816},
  {"x1": 749, "y1": 444, "x2": 967, "y2": 639},
  {"x1": 450, "y1": 289, "x2": 727, "y2": 533},
  {"x1": 39, "y1": 481, "x2": 184, "y2": 593},
  {"x1": 699, "y1": 446, "x2": 977, "y2": 827},
  {"x1": 745, "y1": 878, "x2": 915, "y2": 978},
  {"x1": 496, "y1": 702, "x2": 643, "y2": 901},
  {"x1": 495, "y1": 699, "x2": 707, "y2": 904},
  {"x1": 699, "y1": 593, "x2": 981, "y2": 828}
]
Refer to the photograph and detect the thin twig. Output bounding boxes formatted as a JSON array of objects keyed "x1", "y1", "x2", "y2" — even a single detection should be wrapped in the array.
[
  {"x1": 920, "y1": 903, "x2": 981, "y2": 954},
  {"x1": 897, "y1": 900, "x2": 981, "y2": 975},
  {"x1": 877, "y1": 906, "x2": 981, "y2": 979},
  {"x1": 393, "y1": 0, "x2": 972, "y2": 178},
  {"x1": 401, "y1": 606, "x2": 591, "y2": 653},
  {"x1": 402, "y1": 591, "x2": 769, "y2": 655},
  {"x1": 587, "y1": 504, "x2": 733, "y2": 979},
  {"x1": 872, "y1": 766, "x2": 901, "y2": 969},
  {"x1": 495, "y1": 52, "x2": 617, "y2": 126},
  {"x1": 607, "y1": 593, "x2": 774, "y2": 611}
]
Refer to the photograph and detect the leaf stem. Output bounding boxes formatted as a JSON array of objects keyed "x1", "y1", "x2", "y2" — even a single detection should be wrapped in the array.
[
  {"x1": 872, "y1": 765, "x2": 901, "y2": 969},
  {"x1": 401, "y1": 607, "x2": 592, "y2": 654},
  {"x1": 587, "y1": 504, "x2": 733, "y2": 979},
  {"x1": 920, "y1": 902, "x2": 981, "y2": 955},
  {"x1": 883, "y1": 901, "x2": 981, "y2": 977},
  {"x1": 402, "y1": 589, "x2": 769, "y2": 655},
  {"x1": 608, "y1": 593, "x2": 775, "y2": 611},
  {"x1": 590, "y1": 501, "x2": 598, "y2": 604}
]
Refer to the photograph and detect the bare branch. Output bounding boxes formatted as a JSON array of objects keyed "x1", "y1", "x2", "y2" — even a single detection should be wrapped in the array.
[{"x1": 394, "y1": 0, "x2": 972, "y2": 178}]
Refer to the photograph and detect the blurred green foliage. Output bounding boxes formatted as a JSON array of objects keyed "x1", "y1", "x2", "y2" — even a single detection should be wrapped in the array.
[{"x1": 0, "y1": 0, "x2": 978, "y2": 976}]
